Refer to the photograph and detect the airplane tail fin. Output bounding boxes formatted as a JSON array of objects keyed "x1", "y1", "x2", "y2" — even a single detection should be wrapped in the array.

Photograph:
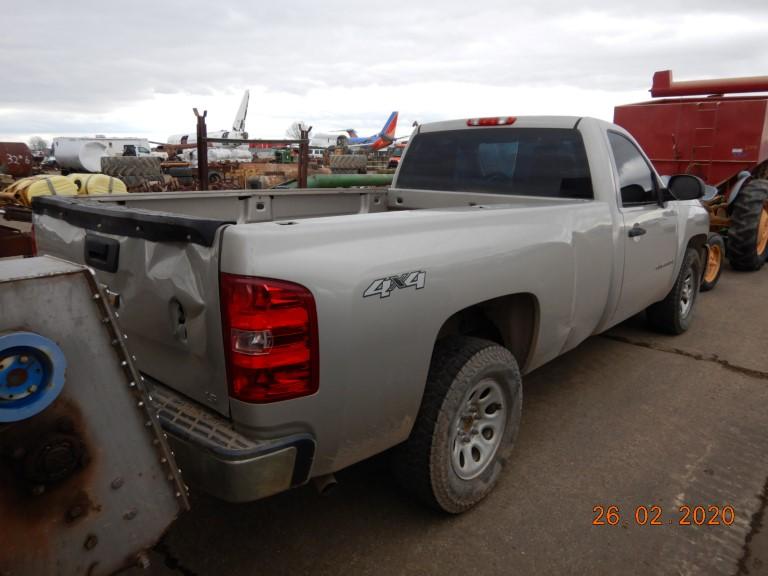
[
  {"x1": 232, "y1": 90, "x2": 250, "y2": 132},
  {"x1": 379, "y1": 112, "x2": 398, "y2": 140}
]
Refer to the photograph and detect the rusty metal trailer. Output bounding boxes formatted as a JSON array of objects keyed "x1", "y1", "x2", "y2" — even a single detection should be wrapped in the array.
[
  {"x1": 0, "y1": 257, "x2": 189, "y2": 575},
  {"x1": 614, "y1": 70, "x2": 768, "y2": 280}
]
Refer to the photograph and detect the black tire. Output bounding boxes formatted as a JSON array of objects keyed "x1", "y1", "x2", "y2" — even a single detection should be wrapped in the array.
[
  {"x1": 330, "y1": 154, "x2": 367, "y2": 171},
  {"x1": 100, "y1": 156, "x2": 163, "y2": 189},
  {"x1": 391, "y1": 337, "x2": 522, "y2": 514},
  {"x1": 726, "y1": 179, "x2": 768, "y2": 271},
  {"x1": 646, "y1": 248, "x2": 701, "y2": 334},
  {"x1": 700, "y1": 232, "x2": 725, "y2": 292}
]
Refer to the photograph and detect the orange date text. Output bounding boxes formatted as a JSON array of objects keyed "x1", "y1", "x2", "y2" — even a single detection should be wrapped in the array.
[{"x1": 592, "y1": 504, "x2": 735, "y2": 527}]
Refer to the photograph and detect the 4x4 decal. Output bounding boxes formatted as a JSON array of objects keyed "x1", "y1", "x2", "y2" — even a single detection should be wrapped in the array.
[{"x1": 364, "y1": 271, "x2": 426, "y2": 299}]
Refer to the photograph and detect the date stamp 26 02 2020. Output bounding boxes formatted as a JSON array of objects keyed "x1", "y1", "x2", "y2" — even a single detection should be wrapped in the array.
[{"x1": 592, "y1": 505, "x2": 735, "y2": 527}]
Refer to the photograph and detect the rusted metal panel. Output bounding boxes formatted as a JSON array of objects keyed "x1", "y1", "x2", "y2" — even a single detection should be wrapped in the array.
[
  {"x1": 0, "y1": 143, "x2": 34, "y2": 178},
  {"x1": 298, "y1": 127, "x2": 310, "y2": 188},
  {"x1": 0, "y1": 224, "x2": 34, "y2": 258},
  {"x1": 0, "y1": 257, "x2": 188, "y2": 576}
]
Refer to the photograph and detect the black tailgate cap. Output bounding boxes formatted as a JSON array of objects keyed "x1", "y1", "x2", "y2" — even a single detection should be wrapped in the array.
[{"x1": 32, "y1": 196, "x2": 234, "y2": 247}]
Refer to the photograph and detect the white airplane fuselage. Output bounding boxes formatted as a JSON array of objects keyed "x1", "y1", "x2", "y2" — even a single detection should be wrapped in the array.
[{"x1": 166, "y1": 130, "x2": 248, "y2": 146}]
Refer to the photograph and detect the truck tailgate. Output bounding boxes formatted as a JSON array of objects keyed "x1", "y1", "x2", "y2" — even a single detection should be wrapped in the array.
[{"x1": 32, "y1": 196, "x2": 234, "y2": 416}]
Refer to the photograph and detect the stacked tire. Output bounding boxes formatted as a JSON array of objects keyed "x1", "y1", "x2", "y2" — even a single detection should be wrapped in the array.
[
  {"x1": 330, "y1": 154, "x2": 367, "y2": 175},
  {"x1": 100, "y1": 156, "x2": 164, "y2": 189}
]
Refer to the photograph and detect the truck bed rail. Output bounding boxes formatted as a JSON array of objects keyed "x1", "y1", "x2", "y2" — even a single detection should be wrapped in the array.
[{"x1": 32, "y1": 195, "x2": 233, "y2": 246}]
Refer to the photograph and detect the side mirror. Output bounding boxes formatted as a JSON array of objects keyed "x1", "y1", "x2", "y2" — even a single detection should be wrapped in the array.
[{"x1": 667, "y1": 174, "x2": 706, "y2": 201}]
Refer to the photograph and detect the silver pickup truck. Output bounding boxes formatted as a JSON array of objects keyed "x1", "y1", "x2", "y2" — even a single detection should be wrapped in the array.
[{"x1": 34, "y1": 116, "x2": 709, "y2": 513}]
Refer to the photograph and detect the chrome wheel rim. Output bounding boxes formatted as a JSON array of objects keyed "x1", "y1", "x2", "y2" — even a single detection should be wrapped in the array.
[
  {"x1": 680, "y1": 271, "x2": 694, "y2": 318},
  {"x1": 451, "y1": 378, "x2": 507, "y2": 480}
]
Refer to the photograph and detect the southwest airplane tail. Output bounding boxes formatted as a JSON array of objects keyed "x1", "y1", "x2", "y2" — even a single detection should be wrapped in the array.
[
  {"x1": 380, "y1": 111, "x2": 398, "y2": 140},
  {"x1": 346, "y1": 111, "x2": 399, "y2": 151}
]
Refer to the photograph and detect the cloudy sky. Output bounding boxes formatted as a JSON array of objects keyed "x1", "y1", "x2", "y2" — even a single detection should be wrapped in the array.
[{"x1": 1, "y1": 0, "x2": 766, "y2": 145}]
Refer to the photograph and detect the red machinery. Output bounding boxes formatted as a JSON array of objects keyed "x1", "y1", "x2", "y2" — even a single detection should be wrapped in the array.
[
  {"x1": 615, "y1": 70, "x2": 768, "y2": 279},
  {"x1": 0, "y1": 142, "x2": 34, "y2": 179}
]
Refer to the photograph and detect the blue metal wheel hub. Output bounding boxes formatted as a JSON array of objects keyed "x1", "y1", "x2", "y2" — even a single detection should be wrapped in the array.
[{"x1": 0, "y1": 332, "x2": 66, "y2": 423}]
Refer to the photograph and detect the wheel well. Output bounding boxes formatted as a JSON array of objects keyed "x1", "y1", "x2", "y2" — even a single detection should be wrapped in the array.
[
  {"x1": 687, "y1": 233, "x2": 708, "y2": 263},
  {"x1": 435, "y1": 293, "x2": 538, "y2": 372}
]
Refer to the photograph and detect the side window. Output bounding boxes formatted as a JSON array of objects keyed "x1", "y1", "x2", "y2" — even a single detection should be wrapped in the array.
[{"x1": 608, "y1": 132, "x2": 657, "y2": 206}]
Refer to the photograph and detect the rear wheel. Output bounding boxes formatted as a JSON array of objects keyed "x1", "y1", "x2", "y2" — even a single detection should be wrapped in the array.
[
  {"x1": 391, "y1": 337, "x2": 522, "y2": 513},
  {"x1": 646, "y1": 248, "x2": 701, "y2": 334},
  {"x1": 701, "y1": 233, "x2": 724, "y2": 292},
  {"x1": 726, "y1": 179, "x2": 768, "y2": 270}
]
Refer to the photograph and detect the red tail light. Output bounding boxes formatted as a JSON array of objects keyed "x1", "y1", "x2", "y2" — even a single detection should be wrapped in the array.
[
  {"x1": 466, "y1": 116, "x2": 517, "y2": 126},
  {"x1": 220, "y1": 273, "x2": 318, "y2": 403}
]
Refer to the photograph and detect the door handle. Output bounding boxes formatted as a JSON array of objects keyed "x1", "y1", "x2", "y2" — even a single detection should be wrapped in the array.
[
  {"x1": 84, "y1": 233, "x2": 120, "y2": 272},
  {"x1": 628, "y1": 225, "x2": 647, "y2": 238}
]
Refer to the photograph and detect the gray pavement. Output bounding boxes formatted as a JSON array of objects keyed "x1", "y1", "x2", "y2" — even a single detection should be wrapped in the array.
[{"x1": 141, "y1": 266, "x2": 768, "y2": 576}]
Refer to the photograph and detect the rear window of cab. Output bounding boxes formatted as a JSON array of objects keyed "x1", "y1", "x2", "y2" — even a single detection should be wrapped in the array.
[{"x1": 396, "y1": 127, "x2": 593, "y2": 199}]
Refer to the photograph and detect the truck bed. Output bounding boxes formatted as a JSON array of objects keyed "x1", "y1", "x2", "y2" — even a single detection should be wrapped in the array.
[{"x1": 32, "y1": 188, "x2": 589, "y2": 419}]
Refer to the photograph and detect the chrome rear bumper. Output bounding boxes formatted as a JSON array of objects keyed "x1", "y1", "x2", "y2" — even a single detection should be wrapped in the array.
[{"x1": 147, "y1": 379, "x2": 314, "y2": 503}]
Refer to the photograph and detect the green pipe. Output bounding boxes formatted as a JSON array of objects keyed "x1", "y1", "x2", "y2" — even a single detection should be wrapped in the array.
[{"x1": 275, "y1": 173, "x2": 393, "y2": 189}]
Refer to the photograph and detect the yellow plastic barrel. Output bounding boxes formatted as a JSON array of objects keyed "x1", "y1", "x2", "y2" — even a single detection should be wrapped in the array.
[
  {"x1": 67, "y1": 173, "x2": 127, "y2": 195},
  {"x1": 2, "y1": 175, "x2": 78, "y2": 207}
]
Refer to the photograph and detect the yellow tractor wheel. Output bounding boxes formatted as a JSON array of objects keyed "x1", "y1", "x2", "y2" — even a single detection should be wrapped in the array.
[{"x1": 701, "y1": 233, "x2": 724, "y2": 292}]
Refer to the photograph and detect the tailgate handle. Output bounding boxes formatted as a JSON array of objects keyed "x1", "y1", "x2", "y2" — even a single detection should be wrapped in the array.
[{"x1": 85, "y1": 233, "x2": 120, "y2": 273}]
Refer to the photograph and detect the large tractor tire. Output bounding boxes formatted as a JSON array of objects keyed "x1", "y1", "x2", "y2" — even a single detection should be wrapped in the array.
[
  {"x1": 101, "y1": 156, "x2": 164, "y2": 189},
  {"x1": 330, "y1": 154, "x2": 367, "y2": 173},
  {"x1": 726, "y1": 179, "x2": 768, "y2": 271},
  {"x1": 700, "y1": 232, "x2": 725, "y2": 292}
]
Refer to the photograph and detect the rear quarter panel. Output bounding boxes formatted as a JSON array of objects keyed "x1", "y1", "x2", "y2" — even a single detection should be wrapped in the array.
[{"x1": 221, "y1": 202, "x2": 614, "y2": 476}]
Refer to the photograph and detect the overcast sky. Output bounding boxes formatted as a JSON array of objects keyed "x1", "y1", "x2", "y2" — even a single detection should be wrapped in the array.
[{"x1": 1, "y1": 0, "x2": 766, "y2": 145}]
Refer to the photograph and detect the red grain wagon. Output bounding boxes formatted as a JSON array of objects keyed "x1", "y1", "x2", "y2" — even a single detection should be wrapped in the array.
[{"x1": 615, "y1": 70, "x2": 768, "y2": 285}]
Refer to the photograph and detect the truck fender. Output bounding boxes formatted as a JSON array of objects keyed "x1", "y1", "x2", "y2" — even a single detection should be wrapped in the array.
[{"x1": 726, "y1": 171, "x2": 753, "y2": 206}]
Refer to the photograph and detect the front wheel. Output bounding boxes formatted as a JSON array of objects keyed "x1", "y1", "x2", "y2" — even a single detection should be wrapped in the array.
[
  {"x1": 391, "y1": 337, "x2": 522, "y2": 514},
  {"x1": 646, "y1": 248, "x2": 701, "y2": 334}
]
